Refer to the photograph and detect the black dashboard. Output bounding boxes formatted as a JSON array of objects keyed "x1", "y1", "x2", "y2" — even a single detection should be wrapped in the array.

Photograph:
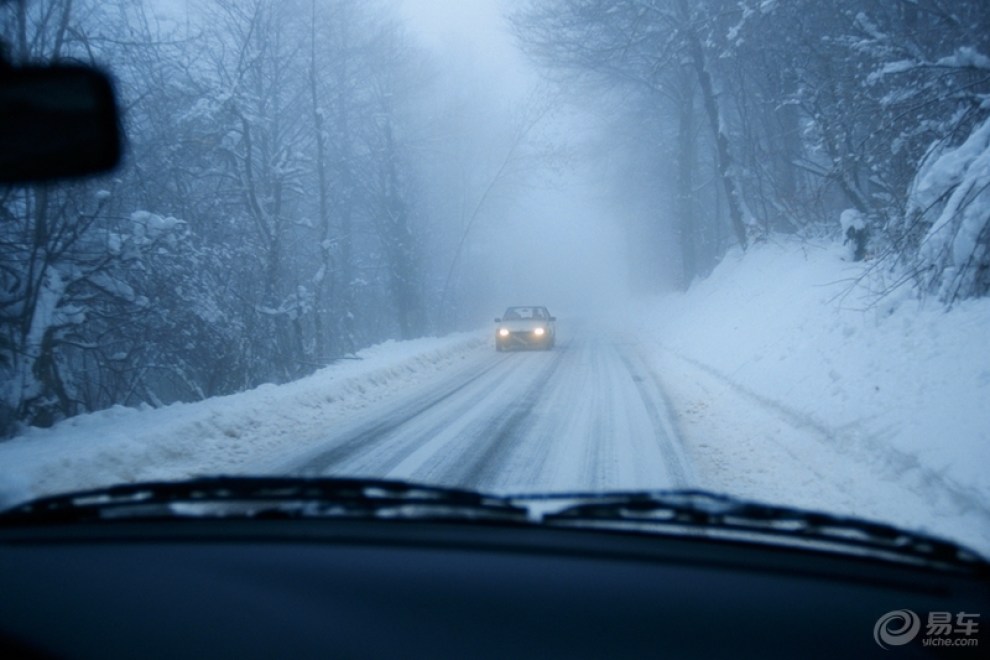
[{"x1": 1, "y1": 518, "x2": 986, "y2": 658}]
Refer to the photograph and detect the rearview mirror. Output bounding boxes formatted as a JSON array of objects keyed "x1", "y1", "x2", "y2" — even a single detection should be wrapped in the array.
[{"x1": 0, "y1": 65, "x2": 121, "y2": 182}]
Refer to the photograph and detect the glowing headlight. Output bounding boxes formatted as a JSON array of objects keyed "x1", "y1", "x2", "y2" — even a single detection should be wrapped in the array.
[
  {"x1": 498, "y1": 328, "x2": 509, "y2": 337},
  {"x1": 533, "y1": 327, "x2": 545, "y2": 336}
]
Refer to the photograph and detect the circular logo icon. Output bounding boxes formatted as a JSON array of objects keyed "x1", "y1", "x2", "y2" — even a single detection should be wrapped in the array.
[{"x1": 874, "y1": 610, "x2": 921, "y2": 649}]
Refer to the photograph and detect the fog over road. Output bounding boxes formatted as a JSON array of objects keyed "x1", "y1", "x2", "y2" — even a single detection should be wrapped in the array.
[{"x1": 286, "y1": 325, "x2": 693, "y2": 493}]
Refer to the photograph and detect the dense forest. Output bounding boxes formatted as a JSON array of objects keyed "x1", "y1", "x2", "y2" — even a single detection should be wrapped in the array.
[
  {"x1": 0, "y1": 0, "x2": 524, "y2": 433},
  {"x1": 1, "y1": 0, "x2": 988, "y2": 435},
  {"x1": 513, "y1": 0, "x2": 990, "y2": 292}
]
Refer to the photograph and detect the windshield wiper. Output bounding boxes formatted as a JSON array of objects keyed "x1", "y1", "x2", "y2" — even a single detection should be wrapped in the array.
[
  {"x1": 0, "y1": 476, "x2": 529, "y2": 524},
  {"x1": 3, "y1": 479, "x2": 983, "y2": 572},
  {"x1": 525, "y1": 489, "x2": 986, "y2": 571}
]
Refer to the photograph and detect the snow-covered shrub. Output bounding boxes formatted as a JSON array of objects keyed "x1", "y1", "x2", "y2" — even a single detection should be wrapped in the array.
[
  {"x1": 839, "y1": 209, "x2": 868, "y2": 261},
  {"x1": 908, "y1": 114, "x2": 990, "y2": 303}
]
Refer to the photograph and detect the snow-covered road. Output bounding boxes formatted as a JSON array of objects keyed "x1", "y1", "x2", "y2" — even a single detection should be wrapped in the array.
[
  {"x1": 283, "y1": 327, "x2": 693, "y2": 493},
  {"x1": 2, "y1": 238, "x2": 987, "y2": 555}
]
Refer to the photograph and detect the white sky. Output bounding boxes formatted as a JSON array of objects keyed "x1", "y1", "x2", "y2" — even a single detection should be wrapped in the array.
[
  {"x1": 395, "y1": 2, "x2": 631, "y2": 311},
  {"x1": 396, "y1": 0, "x2": 512, "y2": 54},
  {"x1": 396, "y1": 0, "x2": 536, "y2": 98}
]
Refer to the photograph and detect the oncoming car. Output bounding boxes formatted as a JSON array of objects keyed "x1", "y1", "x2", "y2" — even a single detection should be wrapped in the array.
[{"x1": 494, "y1": 306, "x2": 556, "y2": 351}]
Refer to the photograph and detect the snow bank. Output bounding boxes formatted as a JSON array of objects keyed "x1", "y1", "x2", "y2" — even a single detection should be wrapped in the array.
[
  {"x1": 0, "y1": 331, "x2": 487, "y2": 507},
  {"x1": 629, "y1": 236, "x2": 990, "y2": 552}
]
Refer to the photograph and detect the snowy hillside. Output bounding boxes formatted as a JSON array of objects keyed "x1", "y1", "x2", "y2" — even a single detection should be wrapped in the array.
[{"x1": 628, "y1": 236, "x2": 990, "y2": 553}]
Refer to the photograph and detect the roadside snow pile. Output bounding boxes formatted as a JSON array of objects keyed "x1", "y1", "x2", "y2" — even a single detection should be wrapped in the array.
[
  {"x1": 633, "y1": 236, "x2": 990, "y2": 552},
  {"x1": 0, "y1": 331, "x2": 488, "y2": 507}
]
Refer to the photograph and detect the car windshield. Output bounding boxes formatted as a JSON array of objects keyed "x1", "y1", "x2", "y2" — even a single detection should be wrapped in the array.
[
  {"x1": 504, "y1": 307, "x2": 544, "y2": 319},
  {"x1": 0, "y1": 0, "x2": 988, "y2": 560}
]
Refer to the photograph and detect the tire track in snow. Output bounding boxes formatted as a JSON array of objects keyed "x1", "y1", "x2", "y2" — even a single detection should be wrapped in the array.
[
  {"x1": 287, "y1": 329, "x2": 697, "y2": 496},
  {"x1": 440, "y1": 343, "x2": 569, "y2": 490},
  {"x1": 614, "y1": 344, "x2": 694, "y2": 487},
  {"x1": 584, "y1": 339, "x2": 615, "y2": 489},
  {"x1": 286, "y1": 355, "x2": 511, "y2": 475}
]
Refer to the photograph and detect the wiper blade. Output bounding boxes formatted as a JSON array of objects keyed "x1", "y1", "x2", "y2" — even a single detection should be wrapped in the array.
[
  {"x1": 529, "y1": 489, "x2": 987, "y2": 571},
  {"x1": 0, "y1": 476, "x2": 529, "y2": 524},
  {"x1": 4, "y1": 480, "x2": 982, "y2": 571}
]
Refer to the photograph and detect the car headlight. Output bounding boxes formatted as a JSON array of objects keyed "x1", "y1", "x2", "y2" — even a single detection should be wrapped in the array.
[
  {"x1": 498, "y1": 328, "x2": 509, "y2": 337},
  {"x1": 533, "y1": 327, "x2": 545, "y2": 336}
]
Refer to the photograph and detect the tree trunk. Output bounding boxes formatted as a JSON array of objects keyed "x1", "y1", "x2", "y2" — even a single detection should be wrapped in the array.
[
  {"x1": 675, "y1": 75, "x2": 698, "y2": 288},
  {"x1": 678, "y1": 0, "x2": 749, "y2": 250},
  {"x1": 309, "y1": 0, "x2": 332, "y2": 361}
]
